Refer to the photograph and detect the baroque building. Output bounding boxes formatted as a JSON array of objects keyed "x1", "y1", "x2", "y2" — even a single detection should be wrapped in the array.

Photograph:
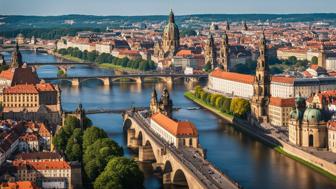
[
  {"x1": 288, "y1": 95, "x2": 328, "y2": 148},
  {"x1": 204, "y1": 34, "x2": 217, "y2": 69},
  {"x1": 251, "y1": 32, "x2": 271, "y2": 122},
  {"x1": 153, "y1": 9, "x2": 180, "y2": 60},
  {"x1": 219, "y1": 31, "x2": 230, "y2": 71},
  {"x1": 149, "y1": 88, "x2": 173, "y2": 118}
]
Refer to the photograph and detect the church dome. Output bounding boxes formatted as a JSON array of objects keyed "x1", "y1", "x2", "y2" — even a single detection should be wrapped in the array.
[{"x1": 303, "y1": 108, "x2": 323, "y2": 123}]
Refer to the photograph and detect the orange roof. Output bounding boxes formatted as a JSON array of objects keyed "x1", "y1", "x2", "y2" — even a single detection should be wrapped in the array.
[
  {"x1": 36, "y1": 83, "x2": 56, "y2": 91},
  {"x1": 151, "y1": 113, "x2": 198, "y2": 137},
  {"x1": 0, "y1": 181, "x2": 40, "y2": 189},
  {"x1": 0, "y1": 69, "x2": 14, "y2": 80},
  {"x1": 176, "y1": 49, "x2": 192, "y2": 57},
  {"x1": 13, "y1": 160, "x2": 70, "y2": 170},
  {"x1": 4, "y1": 84, "x2": 38, "y2": 94},
  {"x1": 210, "y1": 68, "x2": 254, "y2": 84},
  {"x1": 328, "y1": 121, "x2": 336, "y2": 131},
  {"x1": 269, "y1": 97, "x2": 295, "y2": 107},
  {"x1": 271, "y1": 76, "x2": 295, "y2": 84}
]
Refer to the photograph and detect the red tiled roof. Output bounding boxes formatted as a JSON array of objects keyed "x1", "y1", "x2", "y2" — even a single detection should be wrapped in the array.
[
  {"x1": 0, "y1": 181, "x2": 40, "y2": 189},
  {"x1": 13, "y1": 160, "x2": 71, "y2": 170},
  {"x1": 3, "y1": 84, "x2": 38, "y2": 94},
  {"x1": 176, "y1": 49, "x2": 192, "y2": 56},
  {"x1": 210, "y1": 68, "x2": 254, "y2": 84},
  {"x1": 151, "y1": 113, "x2": 198, "y2": 137},
  {"x1": 269, "y1": 97, "x2": 295, "y2": 107},
  {"x1": 271, "y1": 76, "x2": 295, "y2": 84},
  {"x1": 328, "y1": 121, "x2": 336, "y2": 131},
  {"x1": 0, "y1": 69, "x2": 14, "y2": 80},
  {"x1": 36, "y1": 83, "x2": 56, "y2": 91}
]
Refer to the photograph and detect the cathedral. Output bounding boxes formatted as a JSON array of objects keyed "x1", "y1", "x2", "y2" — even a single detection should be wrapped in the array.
[
  {"x1": 251, "y1": 32, "x2": 271, "y2": 123},
  {"x1": 153, "y1": 9, "x2": 180, "y2": 61},
  {"x1": 150, "y1": 88, "x2": 173, "y2": 118}
]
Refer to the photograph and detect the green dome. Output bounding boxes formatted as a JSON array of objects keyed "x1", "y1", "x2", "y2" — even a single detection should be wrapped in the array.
[
  {"x1": 290, "y1": 109, "x2": 303, "y2": 121},
  {"x1": 303, "y1": 108, "x2": 322, "y2": 123}
]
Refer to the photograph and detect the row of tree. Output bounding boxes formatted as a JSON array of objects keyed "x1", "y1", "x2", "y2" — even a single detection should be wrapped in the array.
[
  {"x1": 58, "y1": 47, "x2": 156, "y2": 71},
  {"x1": 52, "y1": 116, "x2": 144, "y2": 189},
  {"x1": 194, "y1": 86, "x2": 250, "y2": 119}
]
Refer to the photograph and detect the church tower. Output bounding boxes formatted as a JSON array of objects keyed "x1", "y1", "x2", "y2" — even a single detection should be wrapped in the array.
[
  {"x1": 226, "y1": 21, "x2": 230, "y2": 31},
  {"x1": 219, "y1": 31, "x2": 230, "y2": 71},
  {"x1": 205, "y1": 34, "x2": 217, "y2": 70},
  {"x1": 159, "y1": 88, "x2": 173, "y2": 118},
  {"x1": 11, "y1": 43, "x2": 23, "y2": 68},
  {"x1": 162, "y1": 9, "x2": 180, "y2": 56},
  {"x1": 242, "y1": 21, "x2": 248, "y2": 31},
  {"x1": 251, "y1": 32, "x2": 270, "y2": 122},
  {"x1": 149, "y1": 88, "x2": 159, "y2": 115},
  {"x1": 318, "y1": 44, "x2": 326, "y2": 68}
]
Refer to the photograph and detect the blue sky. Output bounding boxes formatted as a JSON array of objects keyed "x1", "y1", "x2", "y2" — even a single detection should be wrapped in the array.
[{"x1": 0, "y1": 0, "x2": 335, "y2": 16}]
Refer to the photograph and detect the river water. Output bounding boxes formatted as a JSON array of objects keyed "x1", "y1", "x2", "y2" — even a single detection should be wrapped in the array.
[{"x1": 2, "y1": 51, "x2": 336, "y2": 189}]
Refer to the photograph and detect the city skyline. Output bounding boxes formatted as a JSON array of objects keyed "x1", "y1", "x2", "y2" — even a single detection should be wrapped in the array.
[{"x1": 0, "y1": 0, "x2": 336, "y2": 16}]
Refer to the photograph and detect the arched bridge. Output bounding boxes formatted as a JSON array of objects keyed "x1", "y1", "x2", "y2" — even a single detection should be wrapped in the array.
[
  {"x1": 40, "y1": 73, "x2": 208, "y2": 86},
  {"x1": 123, "y1": 111, "x2": 240, "y2": 189},
  {"x1": 0, "y1": 44, "x2": 55, "y2": 52}
]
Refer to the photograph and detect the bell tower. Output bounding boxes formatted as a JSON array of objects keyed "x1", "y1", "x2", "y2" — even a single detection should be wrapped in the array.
[
  {"x1": 205, "y1": 34, "x2": 217, "y2": 70},
  {"x1": 219, "y1": 31, "x2": 230, "y2": 71},
  {"x1": 251, "y1": 32, "x2": 270, "y2": 122}
]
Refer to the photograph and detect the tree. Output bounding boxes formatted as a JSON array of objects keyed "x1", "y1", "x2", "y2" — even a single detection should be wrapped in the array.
[
  {"x1": 65, "y1": 128, "x2": 83, "y2": 161},
  {"x1": 63, "y1": 116, "x2": 80, "y2": 135},
  {"x1": 94, "y1": 157, "x2": 144, "y2": 189},
  {"x1": 222, "y1": 97, "x2": 232, "y2": 113},
  {"x1": 83, "y1": 138, "x2": 123, "y2": 182},
  {"x1": 230, "y1": 97, "x2": 250, "y2": 118},
  {"x1": 311, "y1": 56, "x2": 318, "y2": 64},
  {"x1": 215, "y1": 96, "x2": 224, "y2": 109},
  {"x1": 203, "y1": 62, "x2": 212, "y2": 72},
  {"x1": 83, "y1": 126, "x2": 108, "y2": 150},
  {"x1": 53, "y1": 128, "x2": 68, "y2": 153}
]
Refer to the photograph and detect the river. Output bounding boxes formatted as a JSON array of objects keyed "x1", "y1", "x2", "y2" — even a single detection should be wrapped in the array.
[{"x1": 2, "y1": 51, "x2": 336, "y2": 189}]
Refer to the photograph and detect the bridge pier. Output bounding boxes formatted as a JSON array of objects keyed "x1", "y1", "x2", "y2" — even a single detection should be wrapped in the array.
[
  {"x1": 71, "y1": 78, "x2": 80, "y2": 86},
  {"x1": 135, "y1": 77, "x2": 143, "y2": 84},
  {"x1": 101, "y1": 78, "x2": 110, "y2": 86},
  {"x1": 127, "y1": 129, "x2": 139, "y2": 149},
  {"x1": 163, "y1": 173, "x2": 172, "y2": 184},
  {"x1": 139, "y1": 145, "x2": 155, "y2": 162}
]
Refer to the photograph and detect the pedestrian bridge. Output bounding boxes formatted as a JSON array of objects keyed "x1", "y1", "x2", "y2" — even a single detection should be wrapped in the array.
[
  {"x1": 123, "y1": 110, "x2": 240, "y2": 189},
  {"x1": 40, "y1": 73, "x2": 208, "y2": 86}
]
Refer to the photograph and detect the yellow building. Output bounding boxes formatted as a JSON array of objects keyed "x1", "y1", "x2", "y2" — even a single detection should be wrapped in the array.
[{"x1": 268, "y1": 97, "x2": 295, "y2": 127}]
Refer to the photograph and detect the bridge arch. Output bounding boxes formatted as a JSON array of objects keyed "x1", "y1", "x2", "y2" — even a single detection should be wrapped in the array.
[
  {"x1": 137, "y1": 131, "x2": 143, "y2": 146},
  {"x1": 141, "y1": 140, "x2": 157, "y2": 162},
  {"x1": 79, "y1": 78, "x2": 105, "y2": 85},
  {"x1": 123, "y1": 118, "x2": 132, "y2": 132},
  {"x1": 163, "y1": 160, "x2": 173, "y2": 184},
  {"x1": 111, "y1": 77, "x2": 138, "y2": 83},
  {"x1": 51, "y1": 79, "x2": 72, "y2": 85},
  {"x1": 172, "y1": 169, "x2": 189, "y2": 188}
]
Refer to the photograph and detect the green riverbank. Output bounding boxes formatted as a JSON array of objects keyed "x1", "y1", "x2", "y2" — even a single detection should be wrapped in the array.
[{"x1": 184, "y1": 91, "x2": 336, "y2": 182}]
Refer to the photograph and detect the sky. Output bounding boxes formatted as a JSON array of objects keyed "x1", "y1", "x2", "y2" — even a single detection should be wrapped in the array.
[{"x1": 0, "y1": 0, "x2": 335, "y2": 16}]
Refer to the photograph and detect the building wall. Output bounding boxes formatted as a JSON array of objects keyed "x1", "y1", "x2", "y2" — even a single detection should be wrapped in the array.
[
  {"x1": 271, "y1": 82, "x2": 294, "y2": 98},
  {"x1": 150, "y1": 119, "x2": 177, "y2": 146},
  {"x1": 326, "y1": 58, "x2": 336, "y2": 71},
  {"x1": 3, "y1": 93, "x2": 39, "y2": 108},
  {"x1": 208, "y1": 76, "x2": 253, "y2": 98},
  {"x1": 268, "y1": 105, "x2": 292, "y2": 127},
  {"x1": 328, "y1": 129, "x2": 336, "y2": 153}
]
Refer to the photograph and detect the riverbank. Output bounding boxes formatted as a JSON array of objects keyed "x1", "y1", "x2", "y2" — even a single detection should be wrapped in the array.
[{"x1": 184, "y1": 91, "x2": 336, "y2": 182}]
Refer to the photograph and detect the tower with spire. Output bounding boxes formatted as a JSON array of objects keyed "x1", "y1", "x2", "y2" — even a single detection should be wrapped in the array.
[
  {"x1": 242, "y1": 21, "x2": 248, "y2": 31},
  {"x1": 225, "y1": 21, "x2": 230, "y2": 31},
  {"x1": 150, "y1": 88, "x2": 159, "y2": 115},
  {"x1": 162, "y1": 9, "x2": 180, "y2": 56},
  {"x1": 205, "y1": 34, "x2": 217, "y2": 70},
  {"x1": 11, "y1": 43, "x2": 23, "y2": 68},
  {"x1": 219, "y1": 31, "x2": 230, "y2": 71},
  {"x1": 251, "y1": 32, "x2": 270, "y2": 122}
]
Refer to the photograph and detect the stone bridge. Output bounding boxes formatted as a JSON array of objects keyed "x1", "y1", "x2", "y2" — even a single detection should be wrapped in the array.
[
  {"x1": 28, "y1": 62, "x2": 93, "y2": 75},
  {"x1": 0, "y1": 44, "x2": 55, "y2": 52},
  {"x1": 40, "y1": 73, "x2": 208, "y2": 86},
  {"x1": 123, "y1": 111, "x2": 240, "y2": 189}
]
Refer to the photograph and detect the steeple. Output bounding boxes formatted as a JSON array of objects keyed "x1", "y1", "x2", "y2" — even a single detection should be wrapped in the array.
[
  {"x1": 11, "y1": 43, "x2": 23, "y2": 68},
  {"x1": 220, "y1": 31, "x2": 230, "y2": 71},
  {"x1": 243, "y1": 20, "x2": 248, "y2": 31},
  {"x1": 150, "y1": 88, "x2": 159, "y2": 115},
  {"x1": 205, "y1": 34, "x2": 217, "y2": 70},
  {"x1": 169, "y1": 9, "x2": 175, "y2": 23},
  {"x1": 251, "y1": 31, "x2": 270, "y2": 122},
  {"x1": 226, "y1": 21, "x2": 230, "y2": 31}
]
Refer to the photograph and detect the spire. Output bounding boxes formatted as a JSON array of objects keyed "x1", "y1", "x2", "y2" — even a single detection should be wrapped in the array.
[
  {"x1": 11, "y1": 42, "x2": 23, "y2": 68},
  {"x1": 221, "y1": 31, "x2": 230, "y2": 72},
  {"x1": 169, "y1": 9, "x2": 175, "y2": 23},
  {"x1": 222, "y1": 31, "x2": 228, "y2": 46},
  {"x1": 226, "y1": 21, "x2": 230, "y2": 31}
]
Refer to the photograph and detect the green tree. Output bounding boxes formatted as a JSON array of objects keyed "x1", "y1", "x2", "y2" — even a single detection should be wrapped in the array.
[
  {"x1": 65, "y1": 128, "x2": 83, "y2": 161},
  {"x1": 230, "y1": 98, "x2": 250, "y2": 118},
  {"x1": 53, "y1": 128, "x2": 68, "y2": 153},
  {"x1": 94, "y1": 157, "x2": 144, "y2": 189},
  {"x1": 83, "y1": 126, "x2": 108, "y2": 150},
  {"x1": 311, "y1": 56, "x2": 318, "y2": 64},
  {"x1": 83, "y1": 138, "x2": 123, "y2": 182},
  {"x1": 63, "y1": 116, "x2": 80, "y2": 135},
  {"x1": 222, "y1": 97, "x2": 232, "y2": 113}
]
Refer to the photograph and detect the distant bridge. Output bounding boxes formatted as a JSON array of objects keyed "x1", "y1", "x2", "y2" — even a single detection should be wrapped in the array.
[
  {"x1": 40, "y1": 73, "x2": 208, "y2": 86},
  {"x1": 0, "y1": 44, "x2": 55, "y2": 52}
]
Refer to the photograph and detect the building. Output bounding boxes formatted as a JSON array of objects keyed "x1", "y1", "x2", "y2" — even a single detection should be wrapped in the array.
[
  {"x1": 328, "y1": 121, "x2": 336, "y2": 153},
  {"x1": 153, "y1": 9, "x2": 180, "y2": 60},
  {"x1": 318, "y1": 45, "x2": 326, "y2": 69},
  {"x1": 15, "y1": 152, "x2": 63, "y2": 162},
  {"x1": 149, "y1": 88, "x2": 173, "y2": 118},
  {"x1": 326, "y1": 57, "x2": 336, "y2": 71},
  {"x1": 204, "y1": 34, "x2": 217, "y2": 69},
  {"x1": 268, "y1": 97, "x2": 295, "y2": 127},
  {"x1": 277, "y1": 47, "x2": 307, "y2": 60},
  {"x1": 218, "y1": 31, "x2": 230, "y2": 71},
  {"x1": 13, "y1": 160, "x2": 71, "y2": 189},
  {"x1": 288, "y1": 96, "x2": 328, "y2": 148},
  {"x1": 150, "y1": 112, "x2": 198, "y2": 148},
  {"x1": 16, "y1": 34, "x2": 25, "y2": 45}
]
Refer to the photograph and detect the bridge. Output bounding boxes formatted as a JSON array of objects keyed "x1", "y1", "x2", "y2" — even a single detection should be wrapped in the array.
[
  {"x1": 123, "y1": 110, "x2": 240, "y2": 189},
  {"x1": 40, "y1": 73, "x2": 208, "y2": 86},
  {"x1": 0, "y1": 43, "x2": 55, "y2": 52},
  {"x1": 27, "y1": 62, "x2": 94, "y2": 74}
]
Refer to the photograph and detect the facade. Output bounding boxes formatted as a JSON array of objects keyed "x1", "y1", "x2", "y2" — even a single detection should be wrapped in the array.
[
  {"x1": 219, "y1": 31, "x2": 230, "y2": 71},
  {"x1": 268, "y1": 97, "x2": 295, "y2": 127},
  {"x1": 13, "y1": 160, "x2": 71, "y2": 189},
  {"x1": 277, "y1": 48, "x2": 307, "y2": 60},
  {"x1": 326, "y1": 57, "x2": 336, "y2": 71},
  {"x1": 328, "y1": 121, "x2": 336, "y2": 153},
  {"x1": 288, "y1": 96, "x2": 328, "y2": 148},
  {"x1": 150, "y1": 112, "x2": 198, "y2": 148}
]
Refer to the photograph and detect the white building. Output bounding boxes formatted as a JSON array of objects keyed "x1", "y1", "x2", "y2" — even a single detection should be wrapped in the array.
[
  {"x1": 328, "y1": 122, "x2": 336, "y2": 153},
  {"x1": 150, "y1": 112, "x2": 198, "y2": 148},
  {"x1": 326, "y1": 58, "x2": 336, "y2": 71}
]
